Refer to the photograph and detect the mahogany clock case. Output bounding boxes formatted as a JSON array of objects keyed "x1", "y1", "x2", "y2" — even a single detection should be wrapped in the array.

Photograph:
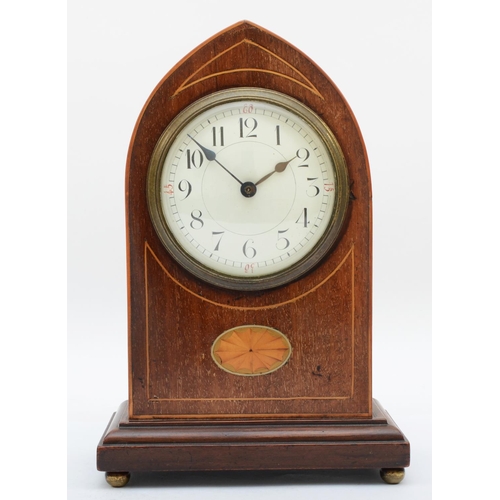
[
  {"x1": 126, "y1": 21, "x2": 372, "y2": 421},
  {"x1": 95, "y1": 20, "x2": 411, "y2": 482}
]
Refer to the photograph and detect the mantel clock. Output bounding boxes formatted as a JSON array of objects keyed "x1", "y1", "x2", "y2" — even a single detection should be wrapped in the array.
[{"x1": 97, "y1": 21, "x2": 410, "y2": 487}]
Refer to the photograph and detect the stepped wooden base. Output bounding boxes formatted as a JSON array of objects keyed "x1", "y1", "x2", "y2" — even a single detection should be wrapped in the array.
[{"x1": 97, "y1": 399, "x2": 410, "y2": 486}]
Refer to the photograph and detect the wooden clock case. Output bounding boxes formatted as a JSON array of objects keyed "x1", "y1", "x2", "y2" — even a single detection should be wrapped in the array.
[{"x1": 97, "y1": 21, "x2": 410, "y2": 485}]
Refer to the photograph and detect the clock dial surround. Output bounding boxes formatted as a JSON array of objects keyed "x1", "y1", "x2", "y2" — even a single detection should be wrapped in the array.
[{"x1": 147, "y1": 88, "x2": 350, "y2": 291}]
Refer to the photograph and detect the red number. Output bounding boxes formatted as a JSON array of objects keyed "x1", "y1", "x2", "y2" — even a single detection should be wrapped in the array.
[
  {"x1": 244, "y1": 263, "x2": 255, "y2": 274},
  {"x1": 164, "y1": 183, "x2": 174, "y2": 195},
  {"x1": 324, "y1": 183, "x2": 334, "y2": 192},
  {"x1": 243, "y1": 104, "x2": 254, "y2": 114}
]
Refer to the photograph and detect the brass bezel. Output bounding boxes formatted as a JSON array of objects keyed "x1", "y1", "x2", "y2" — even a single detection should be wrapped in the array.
[{"x1": 147, "y1": 88, "x2": 350, "y2": 291}]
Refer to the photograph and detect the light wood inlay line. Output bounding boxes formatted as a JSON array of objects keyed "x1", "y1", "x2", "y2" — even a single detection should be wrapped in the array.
[
  {"x1": 174, "y1": 39, "x2": 323, "y2": 98},
  {"x1": 144, "y1": 243, "x2": 356, "y2": 405},
  {"x1": 148, "y1": 396, "x2": 352, "y2": 402},
  {"x1": 132, "y1": 411, "x2": 372, "y2": 420},
  {"x1": 145, "y1": 241, "x2": 354, "y2": 311}
]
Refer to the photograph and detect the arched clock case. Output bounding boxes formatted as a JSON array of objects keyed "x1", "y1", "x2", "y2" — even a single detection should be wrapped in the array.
[{"x1": 96, "y1": 21, "x2": 410, "y2": 487}]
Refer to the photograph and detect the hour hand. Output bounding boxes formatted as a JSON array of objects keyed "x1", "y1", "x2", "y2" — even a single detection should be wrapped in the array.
[
  {"x1": 188, "y1": 134, "x2": 242, "y2": 185},
  {"x1": 255, "y1": 157, "x2": 296, "y2": 186}
]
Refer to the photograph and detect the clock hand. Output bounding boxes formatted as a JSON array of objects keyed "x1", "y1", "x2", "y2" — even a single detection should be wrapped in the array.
[
  {"x1": 255, "y1": 156, "x2": 296, "y2": 186},
  {"x1": 187, "y1": 134, "x2": 243, "y2": 185}
]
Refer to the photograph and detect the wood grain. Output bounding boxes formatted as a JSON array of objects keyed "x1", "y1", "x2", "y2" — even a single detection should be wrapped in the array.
[
  {"x1": 97, "y1": 400, "x2": 409, "y2": 472},
  {"x1": 126, "y1": 21, "x2": 372, "y2": 419}
]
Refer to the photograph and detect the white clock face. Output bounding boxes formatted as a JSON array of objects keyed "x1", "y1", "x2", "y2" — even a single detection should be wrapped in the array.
[{"x1": 148, "y1": 89, "x2": 349, "y2": 290}]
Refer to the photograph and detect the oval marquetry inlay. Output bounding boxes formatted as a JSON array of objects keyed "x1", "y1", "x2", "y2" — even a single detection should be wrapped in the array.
[{"x1": 211, "y1": 325, "x2": 292, "y2": 376}]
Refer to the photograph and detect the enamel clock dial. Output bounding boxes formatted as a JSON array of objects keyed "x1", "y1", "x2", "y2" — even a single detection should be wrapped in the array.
[{"x1": 147, "y1": 88, "x2": 350, "y2": 290}]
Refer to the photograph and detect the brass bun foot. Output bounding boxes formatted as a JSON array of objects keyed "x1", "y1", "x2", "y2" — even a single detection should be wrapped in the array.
[
  {"x1": 380, "y1": 468, "x2": 405, "y2": 484},
  {"x1": 105, "y1": 471, "x2": 130, "y2": 487}
]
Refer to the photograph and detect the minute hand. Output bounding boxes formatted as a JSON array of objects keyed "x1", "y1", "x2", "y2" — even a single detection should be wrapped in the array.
[{"x1": 188, "y1": 134, "x2": 243, "y2": 185}]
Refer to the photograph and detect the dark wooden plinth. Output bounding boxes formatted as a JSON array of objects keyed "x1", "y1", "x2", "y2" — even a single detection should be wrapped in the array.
[{"x1": 97, "y1": 399, "x2": 410, "y2": 481}]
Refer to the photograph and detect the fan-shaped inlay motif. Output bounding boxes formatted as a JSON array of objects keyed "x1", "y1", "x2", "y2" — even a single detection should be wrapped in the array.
[{"x1": 211, "y1": 325, "x2": 292, "y2": 376}]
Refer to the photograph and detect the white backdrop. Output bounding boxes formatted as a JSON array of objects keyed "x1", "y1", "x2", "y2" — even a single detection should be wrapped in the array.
[{"x1": 68, "y1": 1, "x2": 431, "y2": 498}]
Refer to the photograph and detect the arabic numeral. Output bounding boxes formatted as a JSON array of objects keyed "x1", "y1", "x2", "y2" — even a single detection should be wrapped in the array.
[
  {"x1": 212, "y1": 126, "x2": 224, "y2": 146},
  {"x1": 243, "y1": 239, "x2": 257, "y2": 259},
  {"x1": 186, "y1": 149, "x2": 204, "y2": 169},
  {"x1": 297, "y1": 148, "x2": 310, "y2": 168},
  {"x1": 276, "y1": 229, "x2": 290, "y2": 250},
  {"x1": 239, "y1": 117, "x2": 258, "y2": 138},
  {"x1": 190, "y1": 209, "x2": 204, "y2": 229},
  {"x1": 296, "y1": 208, "x2": 309, "y2": 227},
  {"x1": 177, "y1": 179, "x2": 192, "y2": 200},
  {"x1": 306, "y1": 177, "x2": 320, "y2": 197},
  {"x1": 212, "y1": 231, "x2": 224, "y2": 251}
]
